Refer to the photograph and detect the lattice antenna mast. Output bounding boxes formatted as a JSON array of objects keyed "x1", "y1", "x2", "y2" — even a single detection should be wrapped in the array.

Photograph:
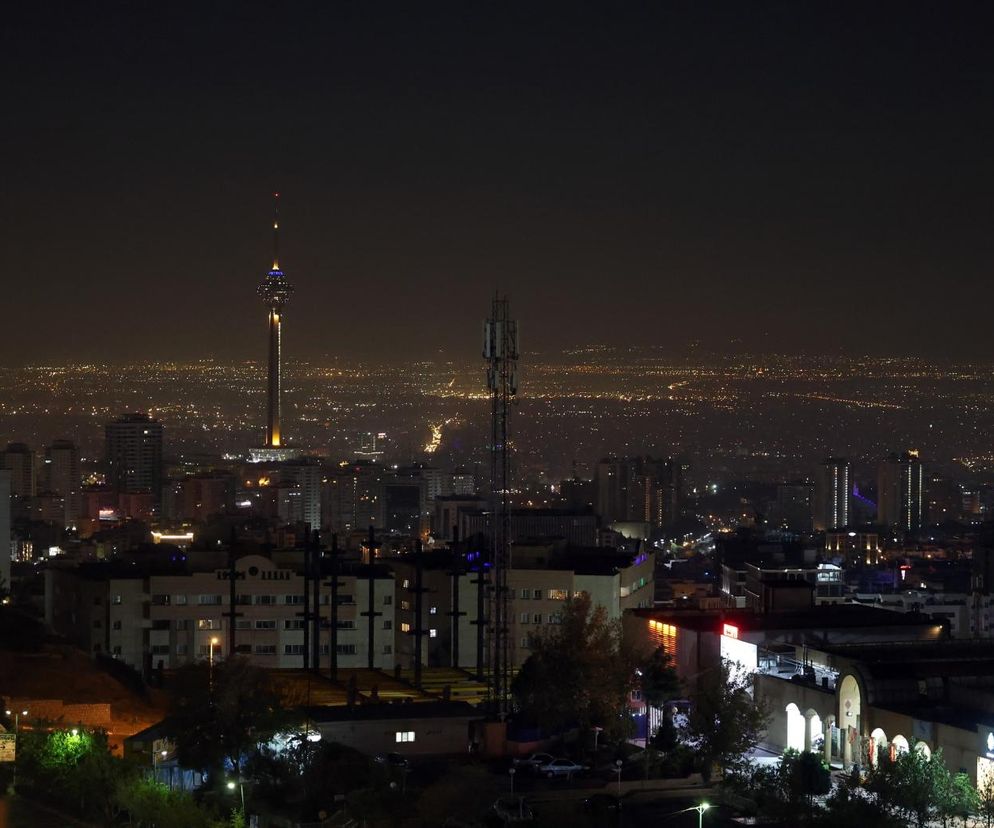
[{"x1": 483, "y1": 294, "x2": 519, "y2": 718}]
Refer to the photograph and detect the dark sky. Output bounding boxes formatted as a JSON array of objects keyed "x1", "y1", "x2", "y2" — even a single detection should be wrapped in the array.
[{"x1": 3, "y1": 2, "x2": 994, "y2": 363}]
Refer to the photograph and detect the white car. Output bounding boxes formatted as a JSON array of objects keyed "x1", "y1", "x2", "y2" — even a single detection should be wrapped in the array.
[
  {"x1": 538, "y1": 758, "x2": 588, "y2": 779},
  {"x1": 512, "y1": 752, "x2": 555, "y2": 771}
]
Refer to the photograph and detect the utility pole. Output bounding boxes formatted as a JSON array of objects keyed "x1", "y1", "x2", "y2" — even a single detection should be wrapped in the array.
[
  {"x1": 413, "y1": 539, "x2": 426, "y2": 689},
  {"x1": 361, "y1": 526, "x2": 382, "y2": 669},
  {"x1": 329, "y1": 533, "x2": 340, "y2": 682},
  {"x1": 311, "y1": 530, "x2": 321, "y2": 673},
  {"x1": 301, "y1": 527, "x2": 311, "y2": 671},
  {"x1": 225, "y1": 529, "x2": 242, "y2": 658},
  {"x1": 447, "y1": 526, "x2": 466, "y2": 668}
]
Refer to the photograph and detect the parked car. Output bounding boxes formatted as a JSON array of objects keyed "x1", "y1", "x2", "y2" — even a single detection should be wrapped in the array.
[
  {"x1": 582, "y1": 793, "x2": 622, "y2": 814},
  {"x1": 373, "y1": 752, "x2": 410, "y2": 769},
  {"x1": 538, "y1": 758, "x2": 588, "y2": 779},
  {"x1": 512, "y1": 752, "x2": 555, "y2": 772},
  {"x1": 492, "y1": 796, "x2": 534, "y2": 823}
]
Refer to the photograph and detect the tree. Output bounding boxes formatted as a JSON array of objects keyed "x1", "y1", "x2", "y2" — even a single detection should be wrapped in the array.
[
  {"x1": 15, "y1": 727, "x2": 132, "y2": 823},
  {"x1": 727, "y1": 749, "x2": 830, "y2": 824},
  {"x1": 819, "y1": 766, "x2": 903, "y2": 828},
  {"x1": 681, "y1": 658, "x2": 768, "y2": 781},
  {"x1": 866, "y1": 747, "x2": 954, "y2": 828},
  {"x1": 639, "y1": 646, "x2": 680, "y2": 709},
  {"x1": 937, "y1": 771, "x2": 977, "y2": 828},
  {"x1": 169, "y1": 656, "x2": 293, "y2": 778},
  {"x1": 979, "y1": 772, "x2": 994, "y2": 828},
  {"x1": 246, "y1": 737, "x2": 371, "y2": 821},
  {"x1": 115, "y1": 775, "x2": 216, "y2": 828},
  {"x1": 511, "y1": 593, "x2": 639, "y2": 740}
]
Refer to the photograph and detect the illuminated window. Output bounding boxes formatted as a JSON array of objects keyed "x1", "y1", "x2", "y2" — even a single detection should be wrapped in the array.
[
  {"x1": 429, "y1": 629, "x2": 437, "y2": 638},
  {"x1": 400, "y1": 622, "x2": 411, "y2": 633},
  {"x1": 648, "y1": 620, "x2": 677, "y2": 657},
  {"x1": 395, "y1": 731, "x2": 415, "y2": 743}
]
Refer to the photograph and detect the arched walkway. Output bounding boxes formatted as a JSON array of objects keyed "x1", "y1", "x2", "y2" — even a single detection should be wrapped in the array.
[
  {"x1": 808, "y1": 712, "x2": 823, "y2": 751},
  {"x1": 870, "y1": 727, "x2": 888, "y2": 767},
  {"x1": 839, "y1": 674, "x2": 862, "y2": 768},
  {"x1": 786, "y1": 703, "x2": 805, "y2": 752},
  {"x1": 891, "y1": 734, "x2": 909, "y2": 755},
  {"x1": 915, "y1": 741, "x2": 931, "y2": 759}
]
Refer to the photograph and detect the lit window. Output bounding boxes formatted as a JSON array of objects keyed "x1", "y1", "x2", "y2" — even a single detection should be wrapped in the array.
[
  {"x1": 400, "y1": 622, "x2": 411, "y2": 633},
  {"x1": 429, "y1": 629, "x2": 437, "y2": 638},
  {"x1": 395, "y1": 731, "x2": 415, "y2": 743}
]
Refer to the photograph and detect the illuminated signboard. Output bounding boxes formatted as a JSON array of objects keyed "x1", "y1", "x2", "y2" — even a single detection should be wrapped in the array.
[{"x1": 722, "y1": 623, "x2": 739, "y2": 639}]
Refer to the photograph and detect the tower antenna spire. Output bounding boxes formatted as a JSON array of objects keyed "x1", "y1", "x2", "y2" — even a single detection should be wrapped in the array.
[{"x1": 272, "y1": 191, "x2": 280, "y2": 270}]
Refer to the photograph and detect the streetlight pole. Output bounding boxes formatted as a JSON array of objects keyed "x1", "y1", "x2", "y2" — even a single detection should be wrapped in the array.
[
  {"x1": 614, "y1": 759, "x2": 623, "y2": 796},
  {"x1": 508, "y1": 767, "x2": 515, "y2": 794},
  {"x1": 5, "y1": 708, "x2": 27, "y2": 794},
  {"x1": 691, "y1": 802, "x2": 710, "y2": 828},
  {"x1": 209, "y1": 636, "x2": 220, "y2": 696},
  {"x1": 227, "y1": 779, "x2": 245, "y2": 813}
]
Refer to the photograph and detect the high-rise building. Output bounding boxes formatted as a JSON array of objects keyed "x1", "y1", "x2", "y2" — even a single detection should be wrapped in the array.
[
  {"x1": 283, "y1": 459, "x2": 322, "y2": 533},
  {"x1": 451, "y1": 467, "x2": 476, "y2": 496},
  {"x1": 774, "y1": 481, "x2": 814, "y2": 533},
  {"x1": 595, "y1": 456, "x2": 681, "y2": 528},
  {"x1": 105, "y1": 413, "x2": 163, "y2": 505},
  {"x1": 813, "y1": 458, "x2": 850, "y2": 531},
  {"x1": 2, "y1": 443, "x2": 36, "y2": 497},
  {"x1": 258, "y1": 193, "x2": 294, "y2": 450},
  {"x1": 877, "y1": 450, "x2": 925, "y2": 533},
  {"x1": 322, "y1": 460, "x2": 383, "y2": 537},
  {"x1": 45, "y1": 439, "x2": 80, "y2": 528}
]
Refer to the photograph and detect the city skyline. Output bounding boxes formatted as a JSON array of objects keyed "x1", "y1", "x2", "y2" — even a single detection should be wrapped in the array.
[{"x1": 3, "y1": 4, "x2": 994, "y2": 363}]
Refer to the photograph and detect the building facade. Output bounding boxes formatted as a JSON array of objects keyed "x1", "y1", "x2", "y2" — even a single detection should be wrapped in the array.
[
  {"x1": 105, "y1": 414, "x2": 163, "y2": 505},
  {"x1": 45, "y1": 553, "x2": 396, "y2": 673}
]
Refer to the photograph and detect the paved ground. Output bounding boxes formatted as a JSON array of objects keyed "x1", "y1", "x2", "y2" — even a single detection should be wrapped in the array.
[{"x1": 0, "y1": 796, "x2": 89, "y2": 828}]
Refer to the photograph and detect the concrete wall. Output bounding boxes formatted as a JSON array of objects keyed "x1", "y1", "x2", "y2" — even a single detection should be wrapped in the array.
[{"x1": 315, "y1": 715, "x2": 477, "y2": 757}]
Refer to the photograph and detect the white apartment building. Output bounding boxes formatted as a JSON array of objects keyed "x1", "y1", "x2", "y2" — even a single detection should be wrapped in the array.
[{"x1": 45, "y1": 553, "x2": 395, "y2": 672}]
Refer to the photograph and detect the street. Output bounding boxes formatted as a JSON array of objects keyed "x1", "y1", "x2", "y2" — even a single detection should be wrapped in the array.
[{"x1": 0, "y1": 796, "x2": 87, "y2": 828}]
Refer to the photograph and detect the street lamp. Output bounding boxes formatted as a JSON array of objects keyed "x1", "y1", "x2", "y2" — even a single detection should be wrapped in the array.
[
  {"x1": 209, "y1": 636, "x2": 220, "y2": 695},
  {"x1": 227, "y1": 779, "x2": 245, "y2": 813},
  {"x1": 508, "y1": 767, "x2": 516, "y2": 794},
  {"x1": 690, "y1": 802, "x2": 710, "y2": 828},
  {"x1": 614, "y1": 759, "x2": 623, "y2": 796},
  {"x1": 4, "y1": 709, "x2": 27, "y2": 794},
  {"x1": 152, "y1": 747, "x2": 168, "y2": 782}
]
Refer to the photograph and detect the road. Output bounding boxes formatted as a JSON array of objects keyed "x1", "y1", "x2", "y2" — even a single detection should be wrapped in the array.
[{"x1": 0, "y1": 796, "x2": 89, "y2": 828}]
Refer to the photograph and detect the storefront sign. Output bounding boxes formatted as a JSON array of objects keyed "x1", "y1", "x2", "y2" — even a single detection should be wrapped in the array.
[{"x1": 0, "y1": 734, "x2": 15, "y2": 762}]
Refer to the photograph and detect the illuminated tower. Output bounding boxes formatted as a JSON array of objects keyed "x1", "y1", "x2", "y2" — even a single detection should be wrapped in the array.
[{"x1": 258, "y1": 193, "x2": 294, "y2": 449}]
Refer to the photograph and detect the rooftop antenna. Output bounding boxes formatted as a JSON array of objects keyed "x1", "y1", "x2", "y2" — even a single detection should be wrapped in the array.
[
  {"x1": 483, "y1": 293, "x2": 519, "y2": 718},
  {"x1": 272, "y1": 192, "x2": 280, "y2": 270}
]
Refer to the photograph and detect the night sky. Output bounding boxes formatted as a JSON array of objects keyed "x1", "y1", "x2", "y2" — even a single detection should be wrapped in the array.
[{"x1": 3, "y1": 2, "x2": 994, "y2": 363}]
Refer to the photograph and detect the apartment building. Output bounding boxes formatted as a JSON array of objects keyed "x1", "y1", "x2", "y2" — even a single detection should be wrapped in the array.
[{"x1": 45, "y1": 552, "x2": 396, "y2": 673}]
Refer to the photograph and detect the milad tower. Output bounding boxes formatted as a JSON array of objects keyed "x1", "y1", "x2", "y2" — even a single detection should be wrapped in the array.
[{"x1": 251, "y1": 193, "x2": 299, "y2": 462}]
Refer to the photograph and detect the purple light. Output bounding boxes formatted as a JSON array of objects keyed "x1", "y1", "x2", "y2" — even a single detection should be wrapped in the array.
[{"x1": 853, "y1": 485, "x2": 875, "y2": 508}]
